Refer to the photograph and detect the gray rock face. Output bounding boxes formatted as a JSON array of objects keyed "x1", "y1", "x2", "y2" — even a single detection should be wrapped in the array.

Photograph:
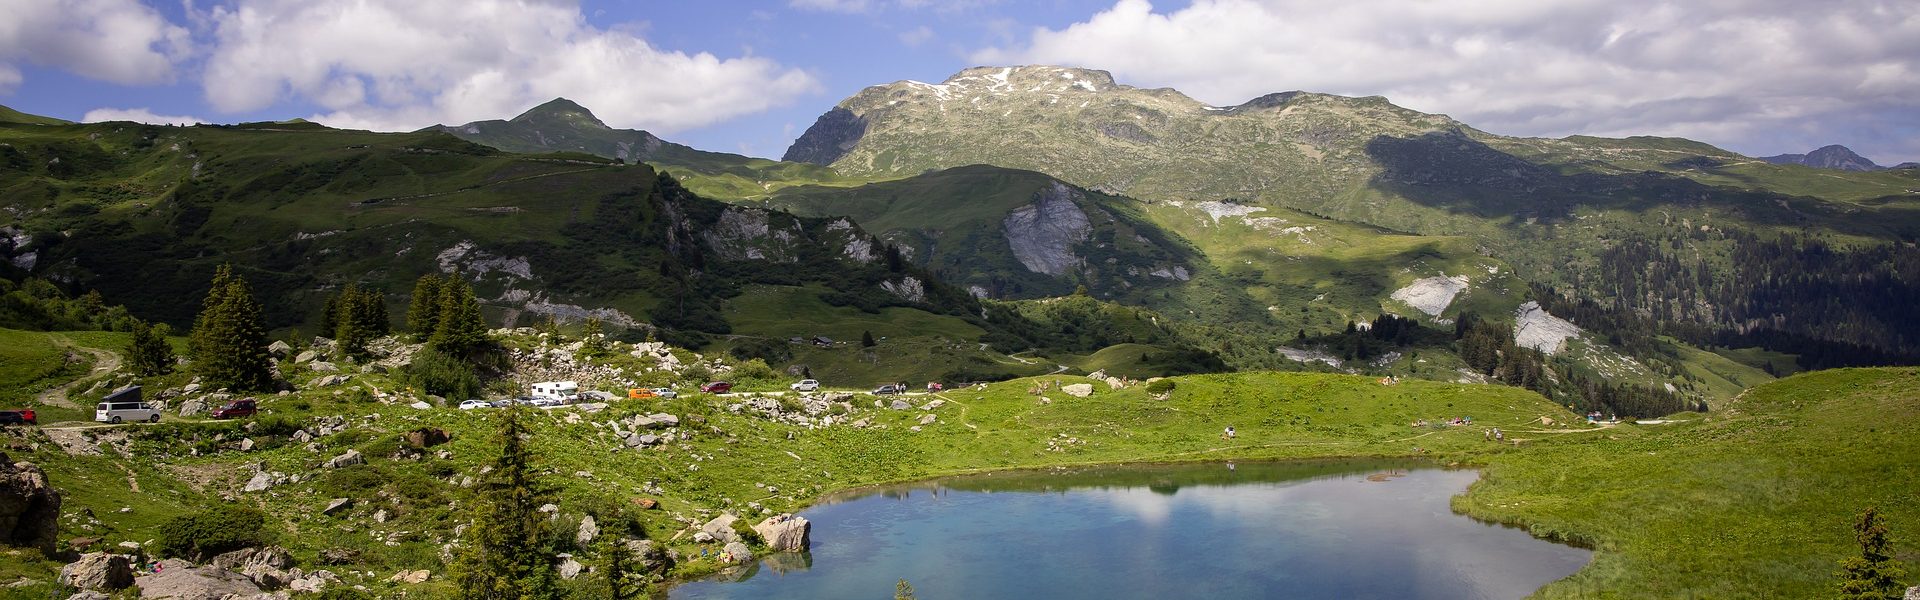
[
  {"x1": 0, "y1": 453, "x2": 61, "y2": 555},
  {"x1": 322, "y1": 498, "x2": 351, "y2": 516},
  {"x1": 1904, "y1": 585, "x2": 1920, "y2": 600},
  {"x1": 1513, "y1": 301, "x2": 1582, "y2": 355},
  {"x1": 575, "y1": 515, "x2": 599, "y2": 547},
  {"x1": 1761, "y1": 144, "x2": 1882, "y2": 172},
  {"x1": 1003, "y1": 182, "x2": 1091, "y2": 276},
  {"x1": 555, "y1": 555, "x2": 584, "y2": 580},
  {"x1": 752, "y1": 514, "x2": 811, "y2": 552},
  {"x1": 266, "y1": 341, "x2": 292, "y2": 358},
  {"x1": 293, "y1": 350, "x2": 319, "y2": 364},
  {"x1": 176, "y1": 399, "x2": 207, "y2": 417},
  {"x1": 59, "y1": 552, "x2": 134, "y2": 591},
  {"x1": 783, "y1": 107, "x2": 867, "y2": 165},
  {"x1": 134, "y1": 560, "x2": 264, "y2": 599},
  {"x1": 308, "y1": 361, "x2": 339, "y2": 373},
  {"x1": 209, "y1": 545, "x2": 292, "y2": 588},
  {"x1": 1061, "y1": 383, "x2": 1094, "y2": 398},
  {"x1": 322, "y1": 450, "x2": 364, "y2": 469},
  {"x1": 701, "y1": 514, "x2": 741, "y2": 544},
  {"x1": 723, "y1": 541, "x2": 754, "y2": 563}
]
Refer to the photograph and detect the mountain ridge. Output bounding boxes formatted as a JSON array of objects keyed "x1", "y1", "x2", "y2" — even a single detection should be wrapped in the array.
[{"x1": 1761, "y1": 144, "x2": 1883, "y2": 171}]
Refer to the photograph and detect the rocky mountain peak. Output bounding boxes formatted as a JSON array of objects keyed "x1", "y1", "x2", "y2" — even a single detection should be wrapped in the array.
[
  {"x1": 513, "y1": 97, "x2": 608, "y2": 129},
  {"x1": 1761, "y1": 144, "x2": 1880, "y2": 171},
  {"x1": 935, "y1": 65, "x2": 1120, "y2": 93}
]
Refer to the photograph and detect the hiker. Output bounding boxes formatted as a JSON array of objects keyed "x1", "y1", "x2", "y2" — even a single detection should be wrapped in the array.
[
  {"x1": 1494, "y1": 428, "x2": 1504, "y2": 441},
  {"x1": 1223, "y1": 426, "x2": 1236, "y2": 440}
]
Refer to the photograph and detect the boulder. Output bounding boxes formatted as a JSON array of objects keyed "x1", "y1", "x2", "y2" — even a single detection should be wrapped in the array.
[
  {"x1": 321, "y1": 498, "x2": 351, "y2": 516},
  {"x1": 1061, "y1": 383, "x2": 1094, "y2": 398},
  {"x1": 209, "y1": 545, "x2": 292, "y2": 589},
  {"x1": 692, "y1": 531, "x2": 715, "y2": 544},
  {"x1": 287, "y1": 570, "x2": 337, "y2": 593},
  {"x1": 647, "y1": 413, "x2": 680, "y2": 427},
  {"x1": 722, "y1": 541, "x2": 753, "y2": 563},
  {"x1": 555, "y1": 555, "x2": 583, "y2": 580},
  {"x1": 408, "y1": 401, "x2": 432, "y2": 410},
  {"x1": 634, "y1": 498, "x2": 658, "y2": 510},
  {"x1": 293, "y1": 350, "x2": 319, "y2": 364},
  {"x1": 1907, "y1": 586, "x2": 1919, "y2": 600},
  {"x1": 311, "y1": 374, "x2": 351, "y2": 388},
  {"x1": 176, "y1": 398, "x2": 208, "y2": 417},
  {"x1": 318, "y1": 547, "x2": 359, "y2": 565},
  {"x1": 242, "y1": 471, "x2": 274, "y2": 493},
  {"x1": 266, "y1": 341, "x2": 292, "y2": 358},
  {"x1": 575, "y1": 515, "x2": 599, "y2": 547},
  {"x1": 59, "y1": 552, "x2": 133, "y2": 591},
  {"x1": 308, "y1": 361, "x2": 339, "y2": 373},
  {"x1": 701, "y1": 514, "x2": 740, "y2": 543},
  {"x1": 889, "y1": 400, "x2": 909, "y2": 410},
  {"x1": 387, "y1": 569, "x2": 431, "y2": 584},
  {"x1": 752, "y1": 514, "x2": 811, "y2": 552},
  {"x1": 918, "y1": 414, "x2": 936, "y2": 425},
  {"x1": 0, "y1": 453, "x2": 62, "y2": 554},
  {"x1": 403, "y1": 428, "x2": 451, "y2": 448},
  {"x1": 322, "y1": 450, "x2": 364, "y2": 469},
  {"x1": 134, "y1": 561, "x2": 264, "y2": 599}
]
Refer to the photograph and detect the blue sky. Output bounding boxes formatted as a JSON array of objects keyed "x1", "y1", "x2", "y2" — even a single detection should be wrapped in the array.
[{"x1": 3, "y1": 0, "x2": 1916, "y2": 164}]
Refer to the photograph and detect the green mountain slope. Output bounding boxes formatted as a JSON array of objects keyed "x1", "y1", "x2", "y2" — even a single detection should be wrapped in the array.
[
  {"x1": 0, "y1": 104, "x2": 70, "y2": 126},
  {"x1": 786, "y1": 65, "x2": 1920, "y2": 365},
  {"x1": 430, "y1": 98, "x2": 872, "y2": 200}
]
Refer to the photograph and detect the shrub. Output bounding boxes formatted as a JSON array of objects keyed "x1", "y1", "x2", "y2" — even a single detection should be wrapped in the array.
[
  {"x1": 255, "y1": 415, "x2": 301, "y2": 437},
  {"x1": 1145, "y1": 379, "x2": 1176, "y2": 394},
  {"x1": 729, "y1": 519, "x2": 764, "y2": 547},
  {"x1": 402, "y1": 348, "x2": 482, "y2": 399},
  {"x1": 155, "y1": 504, "x2": 269, "y2": 560}
]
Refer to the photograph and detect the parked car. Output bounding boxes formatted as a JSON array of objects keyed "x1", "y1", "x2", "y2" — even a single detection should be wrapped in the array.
[
  {"x1": 490, "y1": 399, "x2": 515, "y2": 408},
  {"x1": 0, "y1": 410, "x2": 36, "y2": 425},
  {"x1": 627, "y1": 388, "x2": 657, "y2": 399},
  {"x1": 872, "y1": 383, "x2": 905, "y2": 395},
  {"x1": 790, "y1": 379, "x2": 820, "y2": 392},
  {"x1": 652, "y1": 387, "x2": 678, "y2": 399},
  {"x1": 210, "y1": 399, "x2": 257, "y2": 419},
  {"x1": 96, "y1": 401, "x2": 160, "y2": 424},
  {"x1": 529, "y1": 397, "x2": 563, "y2": 407},
  {"x1": 458, "y1": 399, "x2": 492, "y2": 410},
  {"x1": 700, "y1": 382, "x2": 733, "y2": 394}
]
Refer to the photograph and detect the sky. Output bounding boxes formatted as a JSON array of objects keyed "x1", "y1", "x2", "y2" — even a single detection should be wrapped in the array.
[{"x1": 1, "y1": 0, "x2": 1916, "y2": 164}]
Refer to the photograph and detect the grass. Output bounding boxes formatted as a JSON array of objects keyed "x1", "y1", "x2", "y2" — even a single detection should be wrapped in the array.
[{"x1": 0, "y1": 328, "x2": 77, "y2": 404}]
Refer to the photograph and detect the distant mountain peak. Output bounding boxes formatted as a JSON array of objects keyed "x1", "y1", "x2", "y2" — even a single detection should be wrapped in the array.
[
  {"x1": 514, "y1": 97, "x2": 607, "y2": 129},
  {"x1": 1761, "y1": 144, "x2": 1880, "y2": 171}
]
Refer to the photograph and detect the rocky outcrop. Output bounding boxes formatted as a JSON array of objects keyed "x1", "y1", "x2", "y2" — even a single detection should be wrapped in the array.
[
  {"x1": 752, "y1": 514, "x2": 811, "y2": 552},
  {"x1": 1061, "y1": 383, "x2": 1094, "y2": 398},
  {"x1": 722, "y1": 541, "x2": 754, "y2": 564},
  {"x1": 701, "y1": 514, "x2": 740, "y2": 544},
  {"x1": 322, "y1": 450, "x2": 364, "y2": 469},
  {"x1": 702, "y1": 207, "x2": 802, "y2": 262},
  {"x1": 880, "y1": 276, "x2": 926, "y2": 303},
  {"x1": 783, "y1": 107, "x2": 867, "y2": 165},
  {"x1": 0, "y1": 453, "x2": 60, "y2": 554},
  {"x1": 59, "y1": 552, "x2": 134, "y2": 591},
  {"x1": 1003, "y1": 182, "x2": 1091, "y2": 276},
  {"x1": 209, "y1": 545, "x2": 294, "y2": 589},
  {"x1": 135, "y1": 559, "x2": 266, "y2": 599},
  {"x1": 1761, "y1": 144, "x2": 1882, "y2": 172},
  {"x1": 403, "y1": 428, "x2": 450, "y2": 448},
  {"x1": 1390, "y1": 275, "x2": 1469, "y2": 317},
  {"x1": 1513, "y1": 301, "x2": 1582, "y2": 355}
]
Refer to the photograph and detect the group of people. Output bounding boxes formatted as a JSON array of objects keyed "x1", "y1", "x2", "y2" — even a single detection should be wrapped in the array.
[
  {"x1": 1484, "y1": 427, "x2": 1505, "y2": 441},
  {"x1": 1410, "y1": 416, "x2": 1474, "y2": 428}
]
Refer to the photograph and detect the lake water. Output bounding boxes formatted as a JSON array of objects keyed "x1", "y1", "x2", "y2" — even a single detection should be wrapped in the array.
[{"x1": 672, "y1": 459, "x2": 1590, "y2": 600}]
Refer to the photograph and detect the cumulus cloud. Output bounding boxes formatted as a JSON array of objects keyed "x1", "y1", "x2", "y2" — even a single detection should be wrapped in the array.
[
  {"x1": 199, "y1": 0, "x2": 820, "y2": 133},
  {"x1": 81, "y1": 107, "x2": 205, "y2": 126},
  {"x1": 0, "y1": 0, "x2": 190, "y2": 91},
  {"x1": 973, "y1": 0, "x2": 1920, "y2": 161}
]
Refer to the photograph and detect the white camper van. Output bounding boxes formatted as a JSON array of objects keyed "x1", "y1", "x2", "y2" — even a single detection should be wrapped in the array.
[
  {"x1": 96, "y1": 385, "x2": 160, "y2": 423},
  {"x1": 530, "y1": 381, "x2": 580, "y2": 405}
]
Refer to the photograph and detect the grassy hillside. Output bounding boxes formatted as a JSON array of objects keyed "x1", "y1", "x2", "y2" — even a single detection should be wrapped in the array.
[{"x1": 0, "y1": 104, "x2": 70, "y2": 126}]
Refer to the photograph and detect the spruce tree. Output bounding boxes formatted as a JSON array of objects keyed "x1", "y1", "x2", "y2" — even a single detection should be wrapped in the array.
[
  {"x1": 355, "y1": 286, "x2": 389, "y2": 337},
  {"x1": 1837, "y1": 507, "x2": 1909, "y2": 599},
  {"x1": 189, "y1": 267, "x2": 274, "y2": 391},
  {"x1": 862, "y1": 330, "x2": 876, "y2": 348},
  {"x1": 334, "y1": 284, "x2": 372, "y2": 357},
  {"x1": 405, "y1": 274, "x2": 445, "y2": 341},
  {"x1": 430, "y1": 278, "x2": 488, "y2": 358},
  {"x1": 126, "y1": 320, "x2": 175, "y2": 377},
  {"x1": 598, "y1": 535, "x2": 641, "y2": 599},
  {"x1": 580, "y1": 317, "x2": 606, "y2": 359},
  {"x1": 454, "y1": 408, "x2": 559, "y2": 599}
]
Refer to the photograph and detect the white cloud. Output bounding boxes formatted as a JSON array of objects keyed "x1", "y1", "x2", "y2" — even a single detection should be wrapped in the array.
[
  {"x1": 790, "y1": 0, "x2": 998, "y2": 14},
  {"x1": 0, "y1": 0, "x2": 190, "y2": 91},
  {"x1": 81, "y1": 107, "x2": 205, "y2": 126},
  {"x1": 899, "y1": 26, "x2": 936, "y2": 47},
  {"x1": 973, "y1": 0, "x2": 1920, "y2": 161},
  {"x1": 788, "y1": 0, "x2": 874, "y2": 13},
  {"x1": 200, "y1": 0, "x2": 820, "y2": 133}
]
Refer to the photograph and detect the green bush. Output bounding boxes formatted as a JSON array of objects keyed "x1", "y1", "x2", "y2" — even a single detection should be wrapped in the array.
[
  {"x1": 155, "y1": 504, "x2": 269, "y2": 560},
  {"x1": 729, "y1": 519, "x2": 764, "y2": 547},
  {"x1": 402, "y1": 348, "x2": 482, "y2": 399},
  {"x1": 1145, "y1": 379, "x2": 1176, "y2": 394}
]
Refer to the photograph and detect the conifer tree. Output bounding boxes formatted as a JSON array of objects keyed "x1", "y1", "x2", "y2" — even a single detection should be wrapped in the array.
[
  {"x1": 406, "y1": 274, "x2": 445, "y2": 341},
  {"x1": 355, "y1": 286, "x2": 389, "y2": 337},
  {"x1": 126, "y1": 320, "x2": 175, "y2": 377},
  {"x1": 598, "y1": 535, "x2": 641, "y2": 599},
  {"x1": 1837, "y1": 507, "x2": 1909, "y2": 599},
  {"x1": 333, "y1": 284, "x2": 389, "y2": 357},
  {"x1": 455, "y1": 408, "x2": 559, "y2": 599},
  {"x1": 580, "y1": 317, "x2": 606, "y2": 359},
  {"x1": 430, "y1": 278, "x2": 488, "y2": 358},
  {"x1": 189, "y1": 266, "x2": 274, "y2": 391},
  {"x1": 862, "y1": 330, "x2": 876, "y2": 348}
]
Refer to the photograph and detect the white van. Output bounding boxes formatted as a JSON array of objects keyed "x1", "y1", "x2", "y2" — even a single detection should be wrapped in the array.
[{"x1": 96, "y1": 401, "x2": 160, "y2": 424}]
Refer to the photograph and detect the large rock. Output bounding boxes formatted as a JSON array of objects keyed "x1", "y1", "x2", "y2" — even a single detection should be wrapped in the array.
[
  {"x1": 701, "y1": 514, "x2": 740, "y2": 544},
  {"x1": 176, "y1": 398, "x2": 208, "y2": 417},
  {"x1": 555, "y1": 555, "x2": 583, "y2": 580},
  {"x1": 0, "y1": 453, "x2": 61, "y2": 555},
  {"x1": 308, "y1": 361, "x2": 339, "y2": 373},
  {"x1": 1906, "y1": 585, "x2": 1919, "y2": 600},
  {"x1": 752, "y1": 514, "x2": 811, "y2": 552},
  {"x1": 59, "y1": 552, "x2": 134, "y2": 591},
  {"x1": 322, "y1": 498, "x2": 351, "y2": 516},
  {"x1": 293, "y1": 350, "x2": 319, "y2": 364},
  {"x1": 403, "y1": 427, "x2": 450, "y2": 448},
  {"x1": 135, "y1": 560, "x2": 265, "y2": 599},
  {"x1": 1061, "y1": 383, "x2": 1094, "y2": 398},
  {"x1": 575, "y1": 515, "x2": 599, "y2": 547},
  {"x1": 722, "y1": 541, "x2": 753, "y2": 563},
  {"x1": 209, "y1": 545, "x2": 292, "y2": 589},
  {"x1": 266, "y1": 341, "x2": 292, "y2": 358},
  {"x1": 322, "y1": 449, "x2": 364, "y2": 469}
]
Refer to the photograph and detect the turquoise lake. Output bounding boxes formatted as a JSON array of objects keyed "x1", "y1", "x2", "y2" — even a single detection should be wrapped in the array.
[{"x1": 672, "y1": 459, "x2": 1590, "y2": 599}]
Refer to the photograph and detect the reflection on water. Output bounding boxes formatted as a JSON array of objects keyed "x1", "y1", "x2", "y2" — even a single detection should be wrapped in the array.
[{"x1": 673, "y1": 459, "x2": 1590, "y2": 600}]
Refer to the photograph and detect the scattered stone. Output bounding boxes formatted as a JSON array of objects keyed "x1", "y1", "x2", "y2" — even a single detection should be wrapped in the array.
[
  {"x1": 237, "y1": 438, "x2": 255, "y2": 452},
  {"x1": 555, "y1": 555, "x2": 584, "y2": 580},
  {"x1": 291, "y1": 430, "x2": 313, "y2": 443},
  {"x1": 408, "y1": 401, "x2": 432, "y2": 410},
  {"x1": 701, "y1": 514, "x2": 740, "y2": 544},
  {"x1": 176, "y1": 399, "x2": 207, "y2": 417},
  {"x1": 294, "y1": 350, "x2": 319, "y2": 364},
  {"x1": 209, "y1": 545, "x2": 292, "y2": 588},
  {"x1": 920, "y1": 399, "x2": 944, "y2": 410},
  {"x1": 134, "y1": 559, "x2": 263, "y2": 599},
  {"x1": 752, "y1": 514, "x2": 811, "y2": 552},
  {"x1": 918, "y1": 414, "x2": 936, "y2": 425},
  {"x1": 309, "y1": 361, "x2": 339, "y2": 373},
  {"x1": 373, "y1": 509, "x2": 388, "y2": 524},
  {"x1": 648, "y1": 413, "x2": 680, "y2": 427},
  {"x1": 723, "y1": 541, "x2": 753, "y2": 563},
  {"x1": 242, "y1": 471, "x2": 275, "y2": 493},
  {"x1": 538, "y1": 503, "x2": 559, "y2": 514},
  {"x1": 322, "y1": 498, "x2": 351, "y2": 516},
  {"x1": 318, "y1": 548, "x2": 359, "y2": 565},
  {"x1": 311, "y1": 374, "x2": 352, "y2": 388},
  {"x1": 634, "y1": 498, "x2": 658, "y2": 510},
  {"x1": 0, "y1": 453, "x2": 61, "y2": 554},
  {"x1": 403, "y1": 427, "x2": 451, "y2": 448},
  {"x1": 889, "y1": 400, "x2": 909, "y2": 410},
  {"x1": 59, "y1": 552, "x2": 133, "y2": 591},
  {"x1": 576, "y1": 515, "x2": 598, "y2": 547},
  {"x1": 267, "y1": 341, "x2": 292, "y2": 358},
  {"x1": 692, "y1": 532, "x2": 715, "y2": 544},
  {"x1": 287, "y1": 570, "x2": 337, "y2": 593},
  {"x1": 322, "y1": 450, "x2": 364, "y2": 469},
  {"x1": 1062, "y1": 383, "x2": 1094, "y2": 398},
  {"x1": 388, "y1": 570, "x2": 431, "y2": 584}
]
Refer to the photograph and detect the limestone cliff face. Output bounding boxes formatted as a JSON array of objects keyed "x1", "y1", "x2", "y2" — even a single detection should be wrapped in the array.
[
  {"x1": 1003, "y1": 182, "x2": 1092, "y2": 276},
  {"x1": 782, "y1": 107, "x2": 867, "y2": 165}
]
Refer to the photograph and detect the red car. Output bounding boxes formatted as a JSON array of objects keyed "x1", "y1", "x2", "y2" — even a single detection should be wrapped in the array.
[
  {"x1": 700, "y1": 381, "x2": 733, "y2": 394},
  {"x1": 0, "y1": 410, "x2": 36, "y2": 425},
  {"x1": 210, "y1": 399, "x2": 257, "y2": 419}
]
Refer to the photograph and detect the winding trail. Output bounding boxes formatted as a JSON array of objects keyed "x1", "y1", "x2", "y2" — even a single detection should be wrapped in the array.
[{"x1": 34, "y1": 336, "x2": 121, "y2": 410}]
